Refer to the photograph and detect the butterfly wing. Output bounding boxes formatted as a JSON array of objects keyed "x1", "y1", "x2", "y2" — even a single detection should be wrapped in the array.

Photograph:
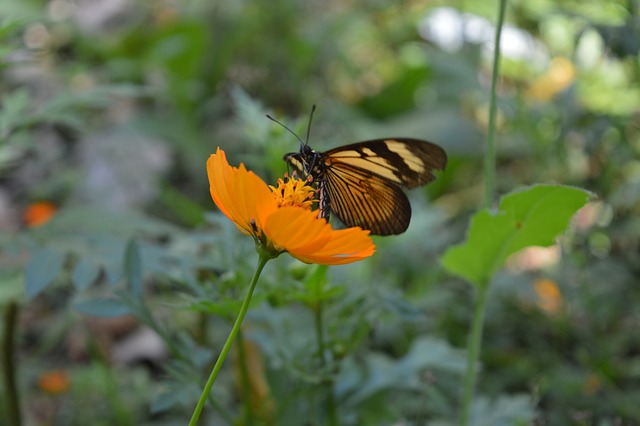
[
  {"x1": 323, "y1": 163, "x2": 412, "y2": 235},
  {"x1": 324, "y1": 138, "x2": 447, "y2": 188},
  {"x1": 285, "y1": 138, "x2": 447, "y2": 235},
  {"x1": 322, "y1": 138, "x2": 447, "y2": 235}
]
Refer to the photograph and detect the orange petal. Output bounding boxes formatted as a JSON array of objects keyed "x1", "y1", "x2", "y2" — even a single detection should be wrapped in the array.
[
  {"x1": 207, "y1": 148, "x2": 276, "y2": 234},
  {"x1": 264, "y1": 207, "x2": 332, "y2": 253},
  {"x1": 208, "y1": 149, "x2": 242, "y2": 229},
  {"x1": 297, "y1": 227, "x2": 376, "y2": 265},
  {"x1": 264, "y1": 207, "x2": 375, "y2": 265},
  {"x1": 235, "y1": 163, "x2": 278, "y2": 231}
]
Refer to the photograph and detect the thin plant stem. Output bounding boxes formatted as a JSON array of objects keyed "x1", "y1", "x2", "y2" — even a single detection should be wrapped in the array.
[
  {"x1": 460, "y1": 0, "x2": 507, "y2": 424},
  {"x1": 483, "y1": 0, "x2": 507, "y2": 209},
  {"x1": 459, "y1": 283, "x2": 489, "y2": 426},
  {"x1": 314, "y1": 303, "x2": 337, "y2": 426},
  {"x1": 189, "y1": 254, "x2": 270, "y2": 426},
  {"x1": 3, "y1": 301, "x2": 21, "y2": 426}
]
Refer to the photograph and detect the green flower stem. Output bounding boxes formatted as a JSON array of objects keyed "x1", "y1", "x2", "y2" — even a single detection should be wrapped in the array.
[
  {"x1": 459, "y1": 283, "x2": 489, "y2": 426},
  {"x1": 3, "y1": 301, "x2": 21, "y2": 426},
  {"x1": 189, "y1": 254, "x2": 270, "y2": 426},
  {"x1": 460, "y1": 0, "x2": 507, "y2": 424},
  {"x1": 483, "y1": 0, "x2": 507, "y2": 209}
]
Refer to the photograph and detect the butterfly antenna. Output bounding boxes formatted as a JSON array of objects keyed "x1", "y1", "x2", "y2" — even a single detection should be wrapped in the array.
[
  {"x1": 305, "y1": 104, "x2": 316, "y2": 148},
  {"x1": 266, "y1": 114, "x2": 304, "y2": 147}
]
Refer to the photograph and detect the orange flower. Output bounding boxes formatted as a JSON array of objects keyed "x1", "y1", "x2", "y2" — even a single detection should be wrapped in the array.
[
  {"x1": 38, "y1": 370, "x2": 70, "y2": 394},
  {"x1": 527, "y1": 57, "x2": 576, "y2": 102},
  {"x1": 24, "y1": 201, "x2": 57, "y2": 227},
  {"x1": 534, "y1": 278, "x2": 563, "y2": 314},
  {"x1": 207, "y1": 148, "x2": 375, "y2": 265}
]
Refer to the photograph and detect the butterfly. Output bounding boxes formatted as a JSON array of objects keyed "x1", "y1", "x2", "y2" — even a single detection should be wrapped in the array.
[{"x1": 272, "y1": 109, "x2": 448, "y2": 236}]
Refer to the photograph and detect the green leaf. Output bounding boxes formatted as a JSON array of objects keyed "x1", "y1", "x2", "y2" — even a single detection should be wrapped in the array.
[
  {"x1": 441, "y1": 185, "x2": 593, "y2": 287},
  {"x1": 124, "y1": 239, "x2": 142, "y2": 300},
  {"x1": 71, "y1": 258, "x2": 101, "y2": 291},
  {"x1": 74, "y1": 298, "x2": 131, "y2": 317},
  {"x1": 24, "y1": 247, "x2": 65, "y2": 298}
]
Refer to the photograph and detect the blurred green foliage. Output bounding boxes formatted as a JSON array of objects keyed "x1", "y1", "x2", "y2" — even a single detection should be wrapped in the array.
[{"x1": 0, "y1": 0, "x2": 639, "y2": 425}]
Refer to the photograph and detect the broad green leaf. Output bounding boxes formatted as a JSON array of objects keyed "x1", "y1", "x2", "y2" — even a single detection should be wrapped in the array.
[
  {"x1": 441, "y1": 185, "x2": 592, "y2": 287},
  {"x1": 124, "y1": 239, "x2": 142, "y2": 299},
  {"x1": 24, "y1": 247, "x2": 65, "y2": 298},
  {"x1": 74, "y1": 298, "x2": 131, "y2": 317},
  {"x1": 71, "y1": 258, "x2": 101, "y2": 291}
]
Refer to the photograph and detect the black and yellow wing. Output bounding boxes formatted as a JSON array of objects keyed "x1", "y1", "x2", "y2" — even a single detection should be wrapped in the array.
[
  {"x1": 284, "y1": 138, "x2": 447, "y2": 236},
  {"x1": 323, "y1": 162, "x2": 411, "y2": 235}
]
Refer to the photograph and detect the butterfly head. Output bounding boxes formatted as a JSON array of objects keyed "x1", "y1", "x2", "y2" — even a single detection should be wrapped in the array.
[
  {"x1": 284, "y1": 145, "x2": 321, "y2": 177},
  {"x1": 270, "y1": 106, "x2": 321, "y2": 176}
]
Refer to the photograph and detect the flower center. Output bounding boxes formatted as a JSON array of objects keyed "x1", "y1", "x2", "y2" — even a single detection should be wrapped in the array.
[{"x1": 270, "y1": 174, "x2": 315, "y2": 210}]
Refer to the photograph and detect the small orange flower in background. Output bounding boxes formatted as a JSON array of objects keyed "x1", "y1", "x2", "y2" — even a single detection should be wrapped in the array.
[
  {"x1": 527, "y1": 56, "x2": 576, "y2": 102},
  {"x1": 24, "y1": 201, "x2": 57, "y2": 227},
  {"x1": 207, "y1": 147, "x2": 375, "y2": 265},
  {"x1": 533, "y1": 278, "x2": 563, "y2": 314},
  {"x1": 38, "y1": 370, "x2": 70, "y2": 394}
]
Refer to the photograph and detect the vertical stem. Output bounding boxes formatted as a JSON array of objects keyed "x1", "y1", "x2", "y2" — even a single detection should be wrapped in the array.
[
  {"x1": 460, "y1": 0, "x2": 507, "y2": 424},
  {"x1": 314, "y1": 303, "x2": 338, "y2": 426},
  {"x1": 459, "y1": 284, "x2": 489, "y2": 426},
  {"x1": 483, "y1": 0, "x2": 507, "y2": 209},
  {"x1": 3, "y1": 301, "x2": 21, "y2": 426},
  {"x1": 189, "y1": 254, "x2": 270, "y2": 426}
]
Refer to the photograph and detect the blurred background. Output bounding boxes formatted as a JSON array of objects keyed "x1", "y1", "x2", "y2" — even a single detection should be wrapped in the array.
[{"x1": 1, "y1": 0, "x2": 639, "y2": 424}]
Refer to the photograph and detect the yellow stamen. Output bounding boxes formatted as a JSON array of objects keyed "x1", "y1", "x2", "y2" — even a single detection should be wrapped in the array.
[{"x1": 269, "y1": 174, "x2": 315, "y2": 210}]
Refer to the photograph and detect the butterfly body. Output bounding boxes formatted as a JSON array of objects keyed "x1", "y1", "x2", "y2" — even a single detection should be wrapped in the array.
[{"x1": 284, "y1": 138, "x2": 447, "y2": 236}]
